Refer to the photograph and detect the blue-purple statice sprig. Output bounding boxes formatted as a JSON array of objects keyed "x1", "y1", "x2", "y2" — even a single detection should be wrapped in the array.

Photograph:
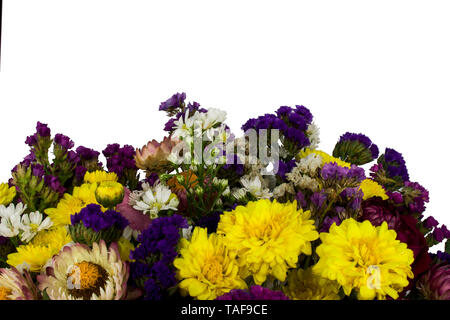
[
  {"x1": 332, "y1": 132, "x2": 379, "y2": 165},
  {"x1": 242, "y1": 105, "x2": 313, "y2": 160},
  {"x1": 69, "y1": 204, "x2": 128, "y2": 246},
  {"x1": 129, "y1": 214, "x2": 188, "y2": 300},
  {"x1": 371, "y1": 148, "x2": 410, "y2": 191},
  {"x1": 103, "y1": 143, "x2": 139, "y2": 190}
]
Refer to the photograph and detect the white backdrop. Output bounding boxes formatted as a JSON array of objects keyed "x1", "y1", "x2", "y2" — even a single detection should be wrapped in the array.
[{"x1": 1, "y1": 0, "x2": 449, "y2": 227}]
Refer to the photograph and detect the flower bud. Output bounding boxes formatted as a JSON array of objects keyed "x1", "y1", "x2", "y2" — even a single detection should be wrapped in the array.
[{"x1": 95, "y1": 181, "x2": 124, "y2": 209}]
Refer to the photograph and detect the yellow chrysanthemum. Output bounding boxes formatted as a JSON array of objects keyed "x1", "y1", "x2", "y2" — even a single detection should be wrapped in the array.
[
  {"x1": 217, "y1": 199, "x2": 319, "y2": 285},
  {"x1": 45, "y1": 183, "x2": 103, "y2": 226},
  {"x1": 359, "y1": 179, "x2": 388, "y2": 200},
  {"x1": 313, "y1": 218, "x2": 414, "y2": 300},
  {"x1": 84, "y1": 171, "x2": 118, "y2": 184},
  {"x1": 95, "y1": 181, "x2": 124, "y2": 208},
  {"x1": 299, "y1": 148, "x2": 351, "y2": 168},
  {"x1": 0, "y1": 183, "x2": 16, "y2": 206},
  {"x1": 284, "y1": 267, "x2": 341, "y2": 300},
  {"x1": 7, "y1": 226, "x2": 72, "y2": 272},
  {"x1": 174, "y1": 227, "x2": 247, "y2": 300}
]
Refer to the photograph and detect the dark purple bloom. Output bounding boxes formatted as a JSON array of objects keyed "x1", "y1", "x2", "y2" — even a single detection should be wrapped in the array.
[
  {"x1": 44, "y1": 175, "x2": 66, "y2": 195},
  {"x1": 71, "y1": 204, "x2": 128, "y2": 232},
  {"x1": 74, "y1": 166, "x2": 87, "y2": 181},
  {"x1": 436, "y1": 251, "x2": 450, "y2": 264},
  {"x1": 320, "y1": 216, "x2": 342, "y2": 233},
  {"x1": 194, "y1": 211, "x2": 223, "y2": 233},
  {"x1": 159, "y1": 92, "x2": 186, "y2": 111},
  {"x1": 67, "y1": 150, "x2": 80, "y2": 164},
  {"x1": 31, "y1": 164, "x2": 45, "y2": 178},
  {"x1": 296, "y1": 191, "x2": 307, "y2": 209},
  {"x1": 424, "y1": 216, "x2": 440, "y2": 229},
  {"x1": 321, "y1": 163, "x2": 365, "y2": 182},
  {"x1": 54, "y1": 133, "x2": 74, "y2": 150},
  {"x1": 276, "y1": 159, "x2": 296, "y2": 180},
  {"x1": 25, "y1": 134, "x2": 37, "y2": 146},
  {"x1": 76, "y1": 146, "x2": 100, "y2": 160},
  {"x1": 311, "y1": 191, "x2": 327, "y2": 209},
  {"x1": 404, "y1": 181, "x2": 429, "y2": 214},
  {"x1": 36, "y1": 121, "x2": 51, "y2": 137},
  {"x1": 217, "y1": 286, "x2": 289, "y2": 300},
  {"x1": 130, "y1": 214, "x2": 188, "y2": 300},
  {"x1": 383, "y1": 148, "x2": 410, "y2": 182},
  {"x1": 388, "y1": 191, "x2": 403, "y2": 204}
]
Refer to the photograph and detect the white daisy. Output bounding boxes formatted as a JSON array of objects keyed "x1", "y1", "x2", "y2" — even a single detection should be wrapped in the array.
[
  {"x1": 133, "y1": 183, "x2": 179, "y2": 219},
  {"x1": 0, "y1": 203, "x2": 26, "y2": 238},
  {"x1": 240, "y1": 176, "x2": 272, "y2": 199},
  {"x1": 20, "y1": 211, "x2": 53, "y2": 242}
]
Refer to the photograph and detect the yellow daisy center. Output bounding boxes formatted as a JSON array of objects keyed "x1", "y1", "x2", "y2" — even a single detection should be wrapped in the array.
[
  {"x1": 29, "y1": 223, "x2": 40, "y2": 233},
  {"x1": 0, "y1": 287, "x2": 12, "y2": 300},
  {"x1": 67, "y1": 261, "x2": 108, "y2": 299},
  {"x1": 202, "y1": 257, "x2": 223, "y2": 283}
]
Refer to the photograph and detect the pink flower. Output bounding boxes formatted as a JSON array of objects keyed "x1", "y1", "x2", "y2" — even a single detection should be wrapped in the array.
[
  {"x1": 116, "y1": 188, "x2": 151, "y2": 232},
  {"x1": 135, "y1": 136, "x2": 179, "y2": 174}
]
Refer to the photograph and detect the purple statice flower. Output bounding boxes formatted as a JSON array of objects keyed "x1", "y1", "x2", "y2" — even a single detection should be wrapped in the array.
[
  {"x1": 76, "y1": 146, "x2": 100, "y2": 161},
  {"x1": 276, "y1": 159, "x2": 296, "y2": 180},
  {"x1": 130, "y1": 214, "x2": 188, "y2": 300},
  {"x1": 25, "y1": 135, "x2": 37, "y2": 147},
  {"x1": 159, "y1": 92, "x2": 186, "y2": 112},
  {"x1": 70, "y1": 204, "x2": 128, "y2": 232},
  {"x1": 320, "y1": 216, "x2": 342, "y2": 233},
  {"x1": 102, "y1": 144, "x2": 137, "y2": 180},
  {"x1": 25, "y1": 122, "x2": 51, "y2": 147},
  {"x1": 217, "y1": 286, "x2": 289, "y2": 300},
  {"x1": 67, "y1": 150, "x2": 80, "y2": 165},
  {"x1": 423, "y1": 216, "x2": 440, "y2": 229},
  {"x1": 387, "y1": 191, "x2": 403, "y2": 204},
  {"x1": 31, "y1": 163, "x2": 45, "y2": 178},
  {"x1": 404, "y1": 181, "x2": 429, "y2": 214},
  {"x1": 383, "y1": 148, "x2": 410, "y2": 182},
  {"x1": 296, "y1": 191, "x2": 308, "y2": 209},
  {"x1": 311, "y1": 190, "x2": 327, "y2": 210},
  {"x1": 337, "y1": 132, "x2": 379, "y2": 159},
  {"x1": 74, "y1": 165, "x2": 87, "y2": 181},
  {"x1": 340, "y1": 187, "x2": 363, "y2": 211},
  {"x1": 321, "y1": 163, "x2": 365, "y2": 182},
  {"x1": 36, "y1": 122, "x2": 51, "y2": 137},
  {"x1": 44, "y1": 175, "x2": 66, "y2": 196},
  {"x1": 433, "y1": 225, "x2": 450, "y2": 243},
  {"x1": 54, "y1": 133, "x2": 74, "y2": 150}
]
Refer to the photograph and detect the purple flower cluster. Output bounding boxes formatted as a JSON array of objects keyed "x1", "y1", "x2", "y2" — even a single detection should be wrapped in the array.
[
  {"x1": 103, "y1": 143, "x2": 137, "y2": 177},
  {"x1": 194, "y1": 211, "x2": 223, "y2": 233},
  {"x1": 276, "y1": 159, "x2": 297, "y2": 180},
  {"x1": 70, "y1": 204, "x2": 129, "y2": 232},
  {"x1": 404, "y1": 181, "x2": 429, "y2": 214},
  {"x1": 44, "y1": 175, "x2": 66, "y2": 196},
  {"x1": 338, "y1": 132, "x2": 379, "y2": 159},
  {"x1": 54, "y1": 133, "x2": 74, "y2": 150},
  {"x1": 130, "y1": 214, "x2": 188, "y2": 300},
  {"x1": 216, "y1": 286, "x2": 289, "y2": 300},
  {"x1": 159, "y1": 92, "x2": 186, "y2": 112},
  {"x1": 241, "y1": 105, "x2": 313, "y2": 154},
  {"x1": 382, "y1": 148, "x2": 410, "y2": 182},
  {"x1": 321, "y1": 162, "x2": 365, "y2": 182},
  {"x1": 74, "y1": 146, "x2": 102, "y2": 181},
  {"x1": 25, "y1": 122, "x2": 51, "y2": 146}
]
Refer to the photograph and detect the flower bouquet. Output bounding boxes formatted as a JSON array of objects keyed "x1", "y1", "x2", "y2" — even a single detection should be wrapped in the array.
[{"x1": 0, "y1": 93, "x2": 448, "y2": 301}]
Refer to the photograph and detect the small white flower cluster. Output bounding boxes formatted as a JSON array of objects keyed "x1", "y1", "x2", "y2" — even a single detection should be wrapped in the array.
[
  {"x1": 130, "y1": 183, "x2": 179, "y2": 219},
  {"x1": 0, "y1": 203, "x2": 53, "y2": 242},
  {"x1": 232, "y1": 175, "x2": 272, "y2": 200},
  {"x1": 306, "y1": 122, "x2": 321, "y2": 150},
  {"x1": 284, "y1": 153, "x2": 323, "y2": 192}
]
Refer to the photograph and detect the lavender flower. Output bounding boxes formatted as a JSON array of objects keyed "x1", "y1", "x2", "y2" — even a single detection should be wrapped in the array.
[
  {"x1": 70, "y1": 204, "x2": 128, "y2": 232},
  {"x1": 44, "y1": 175, "x2": 66, "y2": 196},
  {"x1": 54, "y1": 133, "x2": 74, "y2": 150},
  {"x1": 159, "y1": 92, "x2": 186, "y2": 112}
]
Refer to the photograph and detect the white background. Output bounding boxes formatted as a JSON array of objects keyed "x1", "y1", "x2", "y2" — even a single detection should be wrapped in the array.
[{"x1": 0, "y1": 1, "x2": 449, "y2": 227}]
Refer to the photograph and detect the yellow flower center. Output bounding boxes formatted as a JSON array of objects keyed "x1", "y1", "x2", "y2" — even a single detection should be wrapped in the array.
[
  {"x1": 68, "y1": 261, "x2": 105, "y2": 290},
  {"x1": 29, "y1": 223, "x2": 39, "y2": 233},
  {"x1": 202, "y1": 257, "x2": 223, "y2": 283},
  {"x1": 351, "y1": 241, "x2": 379, "y2": 269},
  {"x1": 0, "y1": 287, "x2": 12, "y2": 300}
]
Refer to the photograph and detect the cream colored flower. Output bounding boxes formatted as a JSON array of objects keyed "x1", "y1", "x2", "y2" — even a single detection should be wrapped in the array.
[{"x1": 37, "y1": 241, "x2": 129, "y2": 300}]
